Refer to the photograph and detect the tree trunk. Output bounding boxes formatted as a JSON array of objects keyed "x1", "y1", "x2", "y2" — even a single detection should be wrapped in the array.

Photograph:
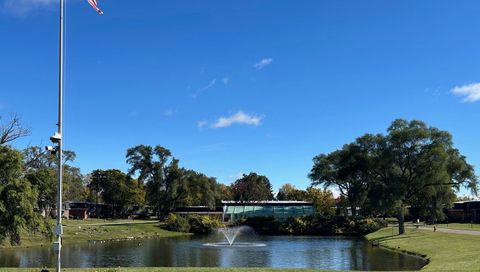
[
  {"x1": 397, "y1": 205, "x2": 405, "y2": 235},
  {"x1": 350, "y1": 205, "x2": 357, "y2": 216}
]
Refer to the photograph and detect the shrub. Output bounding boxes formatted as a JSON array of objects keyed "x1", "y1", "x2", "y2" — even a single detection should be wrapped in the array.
[
  {"x1": 238, "y1": 215, "x2": 386, "y2": 236},
  {"x1": 281, "y1": 217, "x2": 309, "y2": 234},
  {"x1": 307, "y1": 214, "x2": 335, "y2": 234},
  {"x1": 164, "y1": 213, "x2": 190, "y2": 233},
  {"x1": 352, "y1": 218, "x2": 387, "y2": 235},
  {"x1": 188, "y1": 215, "x2": 222, "y2": 235}
]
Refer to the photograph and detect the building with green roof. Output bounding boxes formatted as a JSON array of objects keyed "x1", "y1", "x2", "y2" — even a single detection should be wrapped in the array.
[{"x1": 222, "y1": 200, "x2": 314, "y2": 222}]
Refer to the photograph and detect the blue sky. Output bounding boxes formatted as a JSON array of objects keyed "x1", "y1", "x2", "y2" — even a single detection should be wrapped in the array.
[{"x1": 1, "y1": 0, "x2": 480, "y2": 195}]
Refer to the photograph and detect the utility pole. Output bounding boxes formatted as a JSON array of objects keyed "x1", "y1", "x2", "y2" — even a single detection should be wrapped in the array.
[
  {"x1": 46, "y1": 1, "x2": 102, "y2": 270},
  {"x1": 53, "y1": 0, "x2": 65, "y2": 271}
]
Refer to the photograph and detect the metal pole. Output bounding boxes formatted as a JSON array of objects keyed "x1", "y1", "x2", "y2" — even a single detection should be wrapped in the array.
[{"x1": 55, "y1": 0, "x2": 65, "y2": 271}]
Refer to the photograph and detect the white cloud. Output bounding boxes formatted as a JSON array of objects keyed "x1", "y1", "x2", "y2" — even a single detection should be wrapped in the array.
[
  {"x1": 192, "y1": 78, "x2": 217, "y2": 99},
  {"x1": 211, "y1": 111, "x2": 264, "y2": 128},
  {"x1": 254, "y1": 58, "x2": 273, "y2": 70},
  {"x1": 223, "y1": 77, "x2": 229, "y2": 85},
  {"x1": 451, "y1": 83, "x2": 480, "y2": 103},
  {"x1": 2, "y1": 0, "x2": 57, "y2": 16}
]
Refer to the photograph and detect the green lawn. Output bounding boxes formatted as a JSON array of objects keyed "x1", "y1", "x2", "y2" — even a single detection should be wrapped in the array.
[
  {"x1": 0, "y1": 221, "x2": 187, "y2": 249},
  {"x1": 366, "y1": 227, "x2": 480, "y2": 271},
  {"x1": 61, "y1": 218, "x2": 158, "y2": 226}
]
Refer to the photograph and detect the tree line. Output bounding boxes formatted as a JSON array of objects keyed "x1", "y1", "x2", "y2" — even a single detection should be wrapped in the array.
[
  {"x1": 1, "y1": 115, "x2": 477, "y2": 244},
  {"x1": 88, "y1": 146, "x2": 335, "y2": 219},
  {"x1": 0, "y1": 114, "x2": 335, "y2": 245}
]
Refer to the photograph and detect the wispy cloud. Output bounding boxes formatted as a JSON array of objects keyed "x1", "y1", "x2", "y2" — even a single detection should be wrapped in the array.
[
  {"x1": 192, "y1": 78, "x2": 217, "y2": 99},
  {"x1": 451, "y1": 83, "x2": 480, "y2": 103},
  {"x1": 2, "y1": 0, "x2": 57, "y2": 16},
  {"x1": 223, "y1": 77, "x2": 229, "y2": 85},
  {"x1": 211, "y1": 111, "x2": 264, "y2": 129},
  {"x1": 254, "y1": 58, "x2": 273, "y2": 70}
]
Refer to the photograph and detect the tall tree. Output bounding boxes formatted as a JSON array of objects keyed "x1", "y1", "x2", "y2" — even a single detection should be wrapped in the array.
[
  {"x1": 63, "y1": 165, "x2": 85, "y2": 201},
  {"x1": 25, "y1": 168, "x2": 56, "y2": 217},
  {"x1": 276, "y1": 183, "x2": 307, "y2": 201},
  {"x1": 214, "y1": 183, "x2": 233, "y2": 205},
  {"x1": 311, "y1": 119, "x2": 478, "y2": 234},
  {"x1": 126, "y1": 145, "x2": 187, "y2": 219},
  {"x1": 181, "y1": 170, "x2": 217, "y2": 208},
  {"x1": 309, "y1": 142, "x2": 370, "y2": 216},
  {"x1": 23, "y1": 146, "x2": 86, "y2": 208},
  {"x1": 305, "y1": 187, "x2": 336, "y2": 216},
  {"x1": 89, "y1": 169, "x2": 145, "y2": 215},
  {"x1": 231, "y1": 173, "x2": 274, "y2": 202},
  {"x1": 380, "y1": 119, "x2": 477, "y2": 234},
  {"x1": 156, "y1": 159, "x2": 188, "y2": 217}
]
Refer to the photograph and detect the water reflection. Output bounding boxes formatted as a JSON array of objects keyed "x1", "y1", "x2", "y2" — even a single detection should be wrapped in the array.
[{"x1": 0, "y1": 235, "x2": 426, "y2": 270}]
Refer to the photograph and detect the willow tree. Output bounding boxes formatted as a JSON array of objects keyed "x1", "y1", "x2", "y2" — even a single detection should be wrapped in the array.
[
  {"x1": 310, "y1": 119, "x2": 478, "y2": 234},
  {"x1": 0, "y1": 146, "x2": 50, "y2": 245},
  {"x1": 380, "y1": 119, "x2": 477, "y2": 234}
]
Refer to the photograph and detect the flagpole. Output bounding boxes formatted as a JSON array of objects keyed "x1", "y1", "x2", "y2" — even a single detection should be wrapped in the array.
[{"x1": 54, "y1": 0, "x2": 65, "y2": 271}]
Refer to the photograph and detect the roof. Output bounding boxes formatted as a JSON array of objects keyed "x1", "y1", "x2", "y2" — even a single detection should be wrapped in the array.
[
  {"x1": 454, "y1": 200, "x2": 480, "y2": 204},
  {"x1": 221, "y1": 200, "x2": 313, "y2": 205},
  {"x1": 175, "y1": 206, "x2": 223, "y2": 212}
]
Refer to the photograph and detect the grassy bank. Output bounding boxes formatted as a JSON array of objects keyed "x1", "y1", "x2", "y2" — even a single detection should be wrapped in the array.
[
  {"x1": 61, "y1": 218, "x2": 159, "y2": 226},
  {"x1": 0, "y1": 269, "x2": 326, "y2": 272},
  {"x1": 0, "y1": 220, "x2": 187, "y2": 249},
  {"x1": 366, "y1": 227, "x2": 480, "y2": 271}
]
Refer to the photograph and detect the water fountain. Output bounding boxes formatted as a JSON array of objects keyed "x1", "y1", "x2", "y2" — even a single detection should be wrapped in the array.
[{"x1": 203, "y1": 226, "x2": 266, "y2": 247}]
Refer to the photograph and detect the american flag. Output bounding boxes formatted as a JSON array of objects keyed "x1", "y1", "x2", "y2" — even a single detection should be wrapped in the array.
[{"x1": 88, "y1": 0, "x2": 103, "y2": 14}]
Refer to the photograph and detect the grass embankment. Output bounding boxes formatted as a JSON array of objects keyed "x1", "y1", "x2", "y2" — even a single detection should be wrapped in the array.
[
  {"x1": 366, "y1": 227, "x2": 480, "y2": 271},
  {"x1": 0, "y1": 269, "x2": 325, "y2": 272},
  {"x1": 0, "y1": 219, "x2": 187, "y2": 249}
]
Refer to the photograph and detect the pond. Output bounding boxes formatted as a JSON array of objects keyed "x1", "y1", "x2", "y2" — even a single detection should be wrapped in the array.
[{"x1": 0, "y1": 234, "x2": 426, "y2": 270}]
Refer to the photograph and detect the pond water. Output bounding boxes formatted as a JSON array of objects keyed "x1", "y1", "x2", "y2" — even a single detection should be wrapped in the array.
[{"x1": 0, "y1": 234, "x2": 426, "y2": 270}]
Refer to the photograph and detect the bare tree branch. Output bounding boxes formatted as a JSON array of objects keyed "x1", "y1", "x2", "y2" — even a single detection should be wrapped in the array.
[{"x1": 0, "y1": 114, "x2": 31, "y2": 145}]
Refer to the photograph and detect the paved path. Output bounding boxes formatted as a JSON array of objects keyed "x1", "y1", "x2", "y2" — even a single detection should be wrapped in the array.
[{"x1": 409, "y1": 225, "x2": 480, "y2": 236}]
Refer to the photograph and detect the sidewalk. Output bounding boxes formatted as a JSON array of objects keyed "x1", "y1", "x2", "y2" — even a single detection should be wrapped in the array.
[{"x1": 415, "y1": 225, "x2": 480, "y2": 236}]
